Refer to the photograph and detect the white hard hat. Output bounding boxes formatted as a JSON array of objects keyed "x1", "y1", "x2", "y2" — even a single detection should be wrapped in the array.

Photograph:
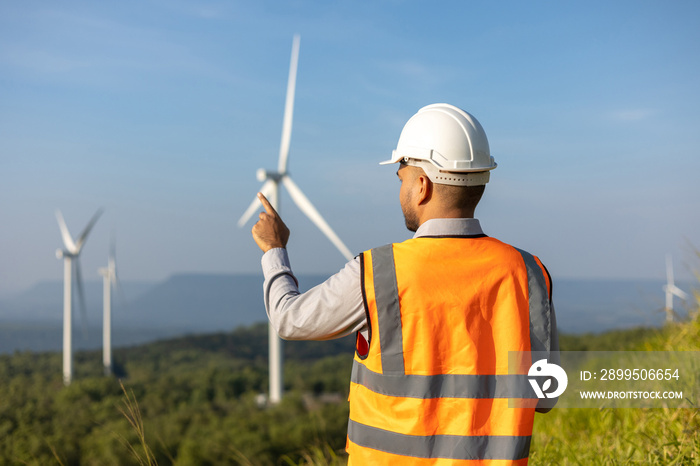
[{"x1": 381, "y1": 103, "x2": 496, "y2": 186}]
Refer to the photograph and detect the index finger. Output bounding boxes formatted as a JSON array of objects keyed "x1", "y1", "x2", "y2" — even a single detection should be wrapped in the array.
[{"x1": 257, "y1": 192, "x2": 278, "y2": 216}]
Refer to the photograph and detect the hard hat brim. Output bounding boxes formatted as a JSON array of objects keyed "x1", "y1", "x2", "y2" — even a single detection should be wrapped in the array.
[{"x1": 378, "y1": 150, "x2": 405, "y2": 166}]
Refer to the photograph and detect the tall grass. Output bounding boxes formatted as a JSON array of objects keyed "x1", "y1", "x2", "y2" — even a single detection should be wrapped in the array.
[
  {"x1": 118, "y1": 381, "x2": 158, "y2": 466},
  {"x1": 530, "y1": 298, "x2": 700, "y2": 465},
  {"x1": 280, "y1": 444, "x2": 346, "y2": 466},
  {"x1": 531, "y1": 403, "x2": 699, "y2": 464}
]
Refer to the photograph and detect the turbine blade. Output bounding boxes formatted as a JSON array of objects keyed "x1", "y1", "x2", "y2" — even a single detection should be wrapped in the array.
[
  {"x1": 109, "y1": 251, "x2": 128, "y2": 309},
  {"x1": 109, "y1": 236, "x2": 117, "y2": 285},
  {"x1": 282, "y1": 176, "x2": 353, "y2": 261},
  {"x1": 75, "y1": 208, "x2": 103, "y2": 252},
  {"x1": 109, "y1": 239, "x2": 123, "y2": 301},
  {"x1": 238, "y1": 179, "x2": 276, "y2": 227},
  {"x1": 55, "y1": 210, "x2": 77, "y2": 253},
  {"x1": 669, "y1": 285, "x2": 689, "y2": 300},
  {"x1": 113, "y1": 268, "x2": 128, "y2": 309},
  {"x1": 665, "y1": 254, "x2": 675, "y2": 287},
  {"x1": 74, "y1": 260, "x2": 89, "y2": 338},
  {"x1": 238, "y1": 196, "x2": 262, "y2": 228},
  {"x1": 111, "y1": 263, "x2": 118, "y2": 287},
  {"x1": 277, "y1": 34, "x2": 300, "y2": 174},
  {"x1": 110, "y1": 235, "x2": 116, "y2": 263}
]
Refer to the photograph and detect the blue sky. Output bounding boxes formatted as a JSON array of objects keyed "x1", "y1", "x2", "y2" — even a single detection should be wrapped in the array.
[{"x1": 1, "y1": 1, "x2": 699, "y2": 295}]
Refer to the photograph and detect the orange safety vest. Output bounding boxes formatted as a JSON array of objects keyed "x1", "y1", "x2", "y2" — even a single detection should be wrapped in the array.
[{"x1": 347, "y1": 236, "x2": 554, "y2": 465}]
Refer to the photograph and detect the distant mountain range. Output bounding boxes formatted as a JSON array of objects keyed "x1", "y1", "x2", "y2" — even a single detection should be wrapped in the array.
[
  {"x1": 0, "y1": 273, "x2": 327, "y2": 354},
  {"x1": 0, "y1": 273, "x2": 694, "y2": 354}
]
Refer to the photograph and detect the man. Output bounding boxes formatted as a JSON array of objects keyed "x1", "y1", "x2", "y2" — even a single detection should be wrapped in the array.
[{"x1": 251, "y1": 103, "x2": 558, "y2": 464}]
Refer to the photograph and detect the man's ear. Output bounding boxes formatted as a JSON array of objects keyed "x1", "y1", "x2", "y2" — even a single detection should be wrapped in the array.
[{"x1": 416, "y1": 173, "x2": 432, "y2": 205}]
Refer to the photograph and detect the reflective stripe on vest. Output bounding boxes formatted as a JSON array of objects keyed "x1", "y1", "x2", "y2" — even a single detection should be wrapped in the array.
[
  {"x1": 348, "y1": 239, "x2": 553, "y2": 464},
  {"x1": 372, "y1": 244, "x2": 405, "y2": 374},
  {"x1": 516, "y1": 248, "x2": 553, "y2": 355},
  {"x1": 351, "y1": 363, "x2": 535, "y2": 399},
  {"x1": 348, "y1": 419, "x2": 532, "y2": 461}
]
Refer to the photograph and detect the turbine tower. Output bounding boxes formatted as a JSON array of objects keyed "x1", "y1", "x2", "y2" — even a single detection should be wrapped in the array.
[
  {"x1": 238, "y1": 35, "x2": 353, "y2": 404},
  {"x1": 98, "y1": 239, "x2": 118, "y2": 376},
  {"x1": 663, "y1": 254, "x2": 689, "y2": 322},
  {"x1": 55, "y1": 208, "x2": 103, "y2": 385}
]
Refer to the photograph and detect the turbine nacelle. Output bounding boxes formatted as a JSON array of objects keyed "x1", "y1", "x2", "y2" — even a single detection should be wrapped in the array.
[
  {"x1": 257, "y1": 168, "x2": 284, "y2": 183},
  {"x1": 56, "y1": 249, "x2": 75, "y2": 260}
]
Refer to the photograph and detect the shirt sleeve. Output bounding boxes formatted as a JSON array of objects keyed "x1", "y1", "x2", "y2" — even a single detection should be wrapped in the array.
[{"x1": 261, "y1": 248, "x2": 367, "y2": 341}]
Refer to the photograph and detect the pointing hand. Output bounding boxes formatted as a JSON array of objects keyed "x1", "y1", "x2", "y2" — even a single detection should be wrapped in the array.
[{"x1": 252, "y1": 193, "x2": 290, "y2": 253}]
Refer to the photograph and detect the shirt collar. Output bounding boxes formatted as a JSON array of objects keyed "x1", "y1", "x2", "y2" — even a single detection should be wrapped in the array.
[{"x1": 413, "y1": 218, "x2": 485, "y2": 238}]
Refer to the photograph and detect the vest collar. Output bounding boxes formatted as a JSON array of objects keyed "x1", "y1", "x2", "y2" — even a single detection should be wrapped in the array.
[{"x1": 413, "y1": 218, "x2": 484, "y2": 238}]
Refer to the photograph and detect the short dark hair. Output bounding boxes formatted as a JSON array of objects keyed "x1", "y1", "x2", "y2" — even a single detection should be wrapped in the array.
[{"x1": 434, "y1": 183, "x2": 485, "y2": 212}]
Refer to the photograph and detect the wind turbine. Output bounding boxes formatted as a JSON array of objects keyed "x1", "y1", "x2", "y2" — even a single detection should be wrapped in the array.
[
  {"x1": 663, "y1": 254, "x2": 689, "y2": 322},
  {"x1": 55, "y1": 208, "x2": 103, "y2": 385},
  {"x1": 238, "y1": 35, "x2": 354, "y2": 404},
  {"x1": 98, "y1": 238, "x2": 119, "y2": 376}
]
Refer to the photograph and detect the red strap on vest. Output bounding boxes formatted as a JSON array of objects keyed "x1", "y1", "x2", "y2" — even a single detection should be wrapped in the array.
[{"x1": 356, "y1": 332, "x2": 369, "y2": 358}]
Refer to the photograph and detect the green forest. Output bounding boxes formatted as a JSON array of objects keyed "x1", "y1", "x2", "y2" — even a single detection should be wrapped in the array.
[{"x1": 1, "y1": 309, "x2": 699, "y2": 465}]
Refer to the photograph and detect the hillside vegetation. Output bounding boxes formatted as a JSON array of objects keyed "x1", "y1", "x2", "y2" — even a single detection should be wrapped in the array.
[
  {"x1": 531, "y1": 309, "x2": 700, "y2": 465},
  {"x1": 1, "y1": 307, "x2": 698, "y2": 464},
  {"x1": 0, "y1": 324, "x2": 355, "y2": 465}
]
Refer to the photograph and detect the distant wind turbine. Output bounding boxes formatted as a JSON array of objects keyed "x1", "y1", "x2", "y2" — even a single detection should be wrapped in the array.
[
  {"x1": 663, "y1": 254, "x2": 689, "y2": 322},
  {"x1": 238, "y1": 34, "x2": 354, "y2": 404},
  {"x1": 98, "y1": 238, "x2": 120, "y2": 376},
  {"x1": 55, "y1": 208, "x2": 103, "y2": 385}
]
